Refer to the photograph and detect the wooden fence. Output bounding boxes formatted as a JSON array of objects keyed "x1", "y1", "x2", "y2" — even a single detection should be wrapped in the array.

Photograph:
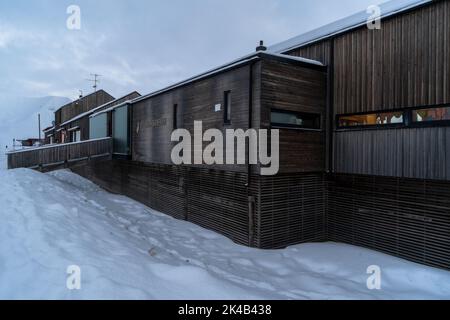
[{"x1": 7, "y1": 138, "x2": 113, "y2": 170}]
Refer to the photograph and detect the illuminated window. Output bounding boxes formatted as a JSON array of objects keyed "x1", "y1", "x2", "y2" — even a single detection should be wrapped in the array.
[
  {"x1": 271, "y1": 109, "x2": 321, "y2": 129},
  {"x1": 412, "y1": 107, "x2": 450, "y2": 122},
  {"x1": 338, "y1": 112, "x2": 403, "y2": 128}
]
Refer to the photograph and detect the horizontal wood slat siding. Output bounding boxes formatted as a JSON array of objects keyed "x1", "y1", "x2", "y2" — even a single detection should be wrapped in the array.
[
  {"x1": 256, "y1": 173, "x2": 327, "y2": 249},
  {"x1": 70, "y1": 159, "x2": 450, "y2": 270},
  {"x1": 328, "y1": 174, "x2": 450, "y2": 270},
  {"x1": 334, "y1": 128, "x2": 450, "y2": 180},
  {"x1": 131, "y1": 63, "x2": 257, "y2": 173},
  {"x1": 73, "y1": 160, "x2": 253, "y2": 246},
  {"x1": 260, "y1": 59, "x2": 327, "y2": 173},
  {"x1": 7, "y1": 138, "x2": 113, "y2": 169}
]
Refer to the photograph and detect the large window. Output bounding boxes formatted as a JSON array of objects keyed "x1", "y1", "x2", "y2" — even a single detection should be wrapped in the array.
[
  {"x1": 89, "y1": 113, "x2": 108, "y2": 139},
  {"x1": 412, "y1": 107, "x2": 450, "y2": 123},
  {"x1": 338, "y1": 112, "x2": 403, "y2": 128},
  {"x1": 113, "y1": 105, "x2": 130, "y2": 155},
  {"x1": 271, "y1": 109, "x2": 321, "y2": 130}
]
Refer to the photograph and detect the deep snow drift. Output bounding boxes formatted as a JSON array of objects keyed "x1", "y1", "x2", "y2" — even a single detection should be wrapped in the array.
[{"x1": 0, "y1": 167, "x2": 450, "y2": 300}]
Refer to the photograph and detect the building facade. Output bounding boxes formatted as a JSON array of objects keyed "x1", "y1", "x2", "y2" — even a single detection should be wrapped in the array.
[{"x1": 8, "y1": 0, "x2": 450, "y2": 270}]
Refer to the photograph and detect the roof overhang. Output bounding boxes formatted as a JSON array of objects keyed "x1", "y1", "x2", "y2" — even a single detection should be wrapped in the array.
[
  {"x1": 130, "y1": 51, "x2": 324, "y2": 106},
  {"x1": 67, "y1": 126, "x2": 80, "y2": 132}
]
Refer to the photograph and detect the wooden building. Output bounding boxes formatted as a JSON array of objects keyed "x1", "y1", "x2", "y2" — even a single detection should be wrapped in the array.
[
  {"x1": 8, "y1": 0, "x2": 450, "y2": 270},
  {"x1": 53, "y1": 90, "x2": 115, "y2": 144},
  {"x1": 58, "y1": 91, "x2": 141, "y2": 143},
  {"x1": 73, "y1": 51, "x2": 328, "y2": 248},
  {"x1": 270, "y1": 0, "x2": 450, "y2": 269}
]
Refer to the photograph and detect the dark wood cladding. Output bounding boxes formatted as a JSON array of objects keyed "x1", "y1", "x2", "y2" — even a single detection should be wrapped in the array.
[
  {"x1": 132, "y1": 65, "x2": 255, "y2": 171},
  {"x1": 72, "y1": 159, "x2": 327, "y2": 249},
  {"x1": 131, "y1": 56, "x2": 327, "y2": 174},
  {"x1": 287, "y1": 0, "x2": 450, "y2": 114},
  {"x1": 256, "y1": 173, "x2": 327, "y2": 249},
  {"x1": 328, "y1": 173, "x2": 450, "y2": 270},
  {"x1": 286, "y1": 40, "x2": 332, "y2": 65},
  {"x1": 70, "y1": 157, "x2": 450, "y2": 270},
  {"x1": 7, "y1": 138, "x2": 112, "y2": 170},
  {"x1": 61, "y1": 91, "x2": 141, "y2": 142},
  {"x1": 260, "y1": 59, "x2": 327, "y2": 173},
  {"x1": 334, "y1": 128, "x2": 450, "y2": 180},
  {"x1": 58, "y1": 90, "x2": 115, "y2": 124},
  {"x1": 132, "y1": 63, "x2": 257, "y2": 173},
  {"x1": 333, "y1": 0, "x2": 450, "y2": 114},
  {"x1": 73, "y1": 160, "x2": 253, "y2": 245},
  {"x1": 286, "y1": 1, "x2": 450, "y2": 181}
]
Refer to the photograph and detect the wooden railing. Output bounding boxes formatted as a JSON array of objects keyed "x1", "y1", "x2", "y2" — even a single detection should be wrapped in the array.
[{"x1": 7, "y1": 137, "x2": 113, "y2": 170}]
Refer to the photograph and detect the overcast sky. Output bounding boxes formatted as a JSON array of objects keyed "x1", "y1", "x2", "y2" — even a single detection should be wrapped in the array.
[{"x1": 0, "y1": 0, "x2": 388, "y2": 100}]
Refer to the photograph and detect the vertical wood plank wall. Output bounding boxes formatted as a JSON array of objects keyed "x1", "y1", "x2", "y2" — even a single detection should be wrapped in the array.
[
  {"x1": 286, "y1": 0, "x2": 450, "y2": 180},
  {"x1": 334, "y1": 128, "x2": 450, "y2": 180},
  {"x1": 288, "y1": 0, "x2": 450, "y2": 115}
]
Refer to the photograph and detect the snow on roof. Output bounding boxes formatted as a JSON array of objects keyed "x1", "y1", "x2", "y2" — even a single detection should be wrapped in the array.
[
  {"x1": 269, "y1": 0, "x2": 432, "y2": 53},
  {"x1": 60, "y1": 91, "x2": 140, "y2": 126},
  {"x1": 55, "y1": 89, "x2": 110, "y2": 112},
  {"x1": 130, "y1": 51, "x2": 323, "y2": 105},
  {"x1": 90, "y1": 100, "x2": 133, "y2": 118},
  {"x1": 43, "y1": 126, "x2": 55, "y2": 133}
]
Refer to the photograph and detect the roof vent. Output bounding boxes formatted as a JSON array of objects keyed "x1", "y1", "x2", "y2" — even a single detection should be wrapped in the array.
[{"x1": 256, "y1": 40, "x2": 267, "y2": 52}]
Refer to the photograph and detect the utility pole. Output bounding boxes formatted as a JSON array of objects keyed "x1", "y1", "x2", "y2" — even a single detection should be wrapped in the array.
[{"x1": 38, "y1": 113, "x2": 41, "y2": 144}]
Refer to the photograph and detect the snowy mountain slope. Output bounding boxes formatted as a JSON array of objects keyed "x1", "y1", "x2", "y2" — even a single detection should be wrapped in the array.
[
  {"x1": 0, "y1": 96, "x2": 71, "y2": 150},
  {"x1": 0, "y1": 168, "x2": 450, "y2": 300}
]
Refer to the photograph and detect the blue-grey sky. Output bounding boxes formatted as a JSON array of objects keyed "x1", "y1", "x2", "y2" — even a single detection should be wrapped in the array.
[{"x1": 0, "y1": 0, "x2": 387, "y2": 100}]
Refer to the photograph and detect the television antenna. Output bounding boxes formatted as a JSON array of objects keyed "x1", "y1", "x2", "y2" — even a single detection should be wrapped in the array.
[{"x1": 86, "y1": 74, "x2": 101, "y2": 93}]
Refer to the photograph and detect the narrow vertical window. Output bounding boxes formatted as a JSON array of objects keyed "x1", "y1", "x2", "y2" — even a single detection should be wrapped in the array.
[
  {"x1": 224, "y1": 91, "x2": 231, "y2": 124},
  {"x1": 173, "y1": 104, "x2": 178, "y2": 129}
]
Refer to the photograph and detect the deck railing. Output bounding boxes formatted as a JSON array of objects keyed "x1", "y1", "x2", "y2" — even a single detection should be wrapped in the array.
[{"x1": 7, "y1": 137, "x2": 113, "y2": 170}]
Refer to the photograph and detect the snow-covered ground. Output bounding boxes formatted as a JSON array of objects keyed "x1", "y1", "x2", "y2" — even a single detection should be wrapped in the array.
[{"x1": 0, "y1": 168, "x2": 449, "y2": 300}]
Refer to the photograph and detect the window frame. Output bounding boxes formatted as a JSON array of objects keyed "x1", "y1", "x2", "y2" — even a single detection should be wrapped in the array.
[
  {"x1": 270, "y1": 108, "x2": 322, "y2": 131},
  {"x1": 336, "y1": 110, "x2": 405, "y2": 130},
  {"x1": 410, "y1": 106, "x2": 450, "y2": 128},
  {"x1": 173, "y1": 104, "x2": 178, "y2": 129},
  {"x1": 336, "y1": 104, "x2": 450, "y2": 131},
  {"x1": 223, "y1": 90, "x2": 232, "y2": 125}
]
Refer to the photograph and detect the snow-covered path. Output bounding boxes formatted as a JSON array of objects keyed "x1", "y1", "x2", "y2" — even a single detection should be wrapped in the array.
[{"x1": 0, "y1": 167, "x2": 450, "y2": 300}]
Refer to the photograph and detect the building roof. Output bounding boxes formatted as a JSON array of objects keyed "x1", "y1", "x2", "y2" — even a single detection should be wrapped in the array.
[
  {"x1": 269, "y1": 0, "x2": 433, "y2": 53},
  {"x1": 43, "y1": 126, "x2": 55, "y2": 133},
  {"x1": 131, "y1": 51, "x2": 323, "y2": 105},
  {"x1": 55, "y1": 89, "x2": 112, "y2": 112},
  {"x1": 90, "y1": 100, "x2": 133, "y2": 118},
  {"x1": 60, "y1": 91, "x2": 140, "y2": 126}
]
